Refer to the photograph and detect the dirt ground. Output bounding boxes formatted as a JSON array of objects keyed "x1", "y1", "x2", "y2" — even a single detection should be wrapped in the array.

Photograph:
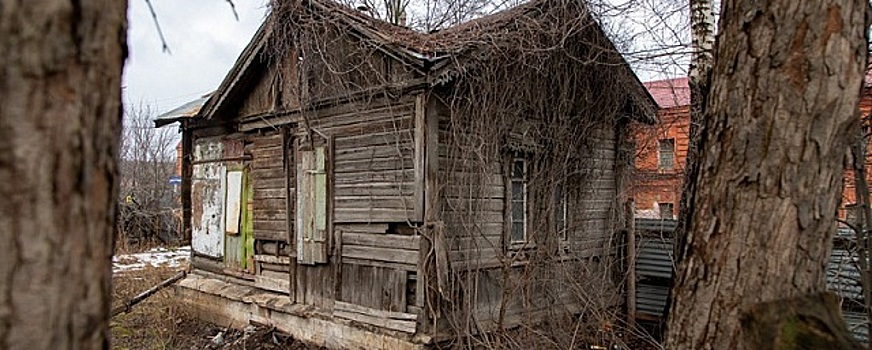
[
  {"x1": 110, "y1": 246, "x2": 661, "y2": 350},
  {"x1": 111, "y1": 260, "x2": 324, "y2": 349}
]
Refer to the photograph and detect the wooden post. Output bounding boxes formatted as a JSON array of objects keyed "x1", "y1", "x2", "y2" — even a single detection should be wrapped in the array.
[{"x1": 626, "y1": 200, "x2": 637, "y2": 329}]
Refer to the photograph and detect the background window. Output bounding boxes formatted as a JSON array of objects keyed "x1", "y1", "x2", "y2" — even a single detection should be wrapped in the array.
[
  {"x1": 511, "y1": 158, "x2": 527, "y2": 243},
  {"x1": 658, "y1": 202, "x2": 674, "y2": 219},
  {"x1": 555, "y1": 183, "x2": 567, "y2": 241},
  {"x1": 658, "y1": 138, "x2": 675, "y2": 170}
]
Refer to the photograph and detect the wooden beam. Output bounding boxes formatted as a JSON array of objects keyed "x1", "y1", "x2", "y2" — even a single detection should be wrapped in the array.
[
  {"x1": 333, "y1": 301, "x2": 418, "y2": 334},
  {"x1": 414, "y1": 93, "x2": 426, "y2": 222}
]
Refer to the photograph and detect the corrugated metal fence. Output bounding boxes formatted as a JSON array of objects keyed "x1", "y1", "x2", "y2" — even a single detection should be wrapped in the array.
[{"x1": 634, "y1": 219, "x2": 869, "y2": 342}]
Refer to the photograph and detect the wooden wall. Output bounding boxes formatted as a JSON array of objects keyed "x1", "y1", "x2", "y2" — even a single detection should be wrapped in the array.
[
  {"x1": 434, "y1": 110, "x2": 621, "y2": 331},
  {"x1": 234, "y1": 94, "x2": 424, "y2": 334},
  {"x1": 305, "y1": 97, "x2": 419, "y2": 223},
  {"x1": 568, "y1": 124, "x2": 618, "y2": 258},
  {"x1": 248, "y1": 130, "x2": 295, "y2": 294}
]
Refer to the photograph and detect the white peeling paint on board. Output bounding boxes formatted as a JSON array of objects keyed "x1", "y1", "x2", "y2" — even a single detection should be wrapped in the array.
[
  {"x1": 224, "y1": 170, "x2": 243, "y2": 235},
  {"x1": 192, "y1": 139, "x2": 226, "y2": 258}
]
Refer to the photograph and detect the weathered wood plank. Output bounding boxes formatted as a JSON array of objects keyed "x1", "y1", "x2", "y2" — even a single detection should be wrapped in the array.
[
  {"x1": 334, "y1": 130, "x2": 415, "y2": 150},
  {"x1": 253, "y1": 229, "x2": 287, "y2": 242},
  {"x1": 253, "y1": 219, "x2": 286, "y2": 232},
  {"x1": 334, "y1": 169, "x2": 415, "y2": 184},
  {"x1": 413, "y1": 93, "x2": 426, "y2": 222},
  {"x1": 342, "y1": 257, "x2": 416, "y2": 272},
  {"x1": 334, "y1": 208, "x2": 414, "y2": 223},
  {"x1": 441, "y1": 198, "x2": 504, "y2": 212},
  {"x1": 250, "y1": 167, "x2": 286, "y2": 179},
  {"x1": 252, "y1": 177, "x2": 287, "y2": 190},
  {"x1": 334, "y1": 157, "x2": 414, "y2": 174},
  {"x1": 334, "y1": 143, "x2": 414, "y2": 161},
  {"x1": 254, "y1": 188, "x2": 286, "y2": 200},
  {"x1": 334, "y1": 223, "x2": 389, "y2": 234},
  {"x1": 442, "y1": 211, "x2": 503, "y2": 223},
  {"x1": 252, "y1": 157, "x2": 284, "y2": 170},
  {"x1": 335, "y1": 197, "x2": 413, "y2": 210},
  {"x1": 333, "y1": 183, "x2": 415, "y2": 197},
  {"x1": 254, "y1": 254, "x2": 292, "y2": 265},
  {"x1": 441, "y1": 184, "x2": 504, "y2": 199},
  {"x1": 255, "y1": 270, "x2": 291, "y2": 294},
  {"x1": 252, "y1": 198, "x2": 286, "y2": 211},
  {"x1": 335, "y1": 300, "x2": 417, "y2": 321},
  {"x1": 249, "y1": 146, "x2": 284, "y2": 159},
  {"x1": 342, "y1": 232, "x2": 419, "y2": 251},
  {"x1": 342, "y1": 245, "x2": 418, "y2": 265},
  {"x1": 253, "y1": 210, "x2": 287, "y2": 221}
]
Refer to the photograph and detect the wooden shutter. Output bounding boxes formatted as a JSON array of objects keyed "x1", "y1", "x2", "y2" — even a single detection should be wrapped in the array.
[{"x1": 297, "y1": 145, "x2": 329, "y2": 264}]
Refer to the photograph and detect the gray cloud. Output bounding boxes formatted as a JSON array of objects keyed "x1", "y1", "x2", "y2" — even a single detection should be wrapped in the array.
[{"x1": 123, "y1": 0, "x2": 268, "y2": 114}]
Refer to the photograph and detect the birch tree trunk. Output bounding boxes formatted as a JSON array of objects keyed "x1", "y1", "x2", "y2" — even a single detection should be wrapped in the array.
[
  {"x1": 665, "y1": 0, "x2": 869, "y2": 348},
  {"x1": 0, "y1": 1, "x2": 127, "y2": 349},
  {"x1": 673, "y1": 0, "x2": 715, "y2": 263}
]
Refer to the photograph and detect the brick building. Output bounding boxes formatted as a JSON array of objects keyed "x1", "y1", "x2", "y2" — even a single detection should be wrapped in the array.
[{"x1": 634, "y1": 77, "x2": 872, "y2": 221}]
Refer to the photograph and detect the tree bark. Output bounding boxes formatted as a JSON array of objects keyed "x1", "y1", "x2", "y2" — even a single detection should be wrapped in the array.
[
  {"x1": 665, "y1": 0, "x2": 869, "y2": 348},
  {"x1": 0, "y1": 1, "x2": 127, "y2": 349}
]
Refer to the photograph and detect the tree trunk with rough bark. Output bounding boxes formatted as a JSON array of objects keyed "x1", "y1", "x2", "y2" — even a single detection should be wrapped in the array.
[
  {"x1": 0, "y1": 1, "x2": 127, "y2": 349},
  {"x1": 665, "y1": 0, "x2": 869, "y2": 348}
]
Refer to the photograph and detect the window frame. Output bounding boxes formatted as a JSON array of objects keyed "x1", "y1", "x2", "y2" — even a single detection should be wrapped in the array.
[
  {"x1": 555, "y1": 182, "x2": 568, "y2": 242},
  {"x1": 658, "y1": 202, "x2": 675, "y2": 220},
  {"x1": 509, "y1": 157, "x2": 528, "y2": 245},
  {"x1": 658, "y1": 138, "x2": 675, "y2": 170}
]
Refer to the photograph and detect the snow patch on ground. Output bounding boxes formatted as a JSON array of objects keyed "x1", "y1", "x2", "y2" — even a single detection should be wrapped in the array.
[{"x1": 113, "y1": 246, "x2": 191, "y2": 273}]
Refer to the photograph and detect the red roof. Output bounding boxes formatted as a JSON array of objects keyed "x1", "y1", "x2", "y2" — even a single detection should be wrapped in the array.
[
  {"x1": 643, "y1": 77, "x2": 689, "y2": 109},
  {"x1": 646, "y1": 70, "x2": 872, "y2": 110}
]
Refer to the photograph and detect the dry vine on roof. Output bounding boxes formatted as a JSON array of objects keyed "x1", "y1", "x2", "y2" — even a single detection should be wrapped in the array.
[{"x1": 265, "y1": 0, "x2": 645, "y2": 348}]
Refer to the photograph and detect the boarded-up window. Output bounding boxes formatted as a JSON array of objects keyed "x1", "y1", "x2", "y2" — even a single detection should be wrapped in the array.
[
  {"x1": 297, "y1": 145, "x2": 329, "y2": 264},
  {"x1": 658, "y1": 202, "x2": 674, "y2": 219},
  {"x1": 658, "y1": 138, "x2": 675, "y2": 170},
  {"x1": 510, "y1": 158, "x2": 527, "y2": 243}
]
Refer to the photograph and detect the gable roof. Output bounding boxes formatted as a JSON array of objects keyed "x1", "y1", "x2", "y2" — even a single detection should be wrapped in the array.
[{"x1": 196, "y1": 0, "x2": 656, "y2": 123}]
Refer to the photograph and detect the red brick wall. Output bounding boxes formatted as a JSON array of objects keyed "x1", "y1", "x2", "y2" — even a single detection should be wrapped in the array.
[{"x1": 633, "y1": 86, "x2": 872, "y2": 221}]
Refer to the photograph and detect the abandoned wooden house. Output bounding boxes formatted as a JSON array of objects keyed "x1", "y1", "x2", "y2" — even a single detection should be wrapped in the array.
[{"x1": 156, "y1": 0, "x2": 655, "y2": 348}]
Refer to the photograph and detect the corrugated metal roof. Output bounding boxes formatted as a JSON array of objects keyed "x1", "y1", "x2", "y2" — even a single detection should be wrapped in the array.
[
  {"x1": 636, "y1": 284, "x2": 669, "y2": 318},
  {"x1": 637, "y1": 238, "x2": 674, "y2": 279},
  {"x1": 828, "y1": 249, "x2": 863, "y2": 301},
  {"x1": 154, "y1": 94, "x2": 212, "y2": 127},
  {"x1": 844, "y1": 310, "x2": 870, "y2": 343},
  {"x1": 635, "y1": 218, "x2": 677, "y2": 233},
  {"x1": 632, "y1": 218, "x2": 870, "y2": 343}
]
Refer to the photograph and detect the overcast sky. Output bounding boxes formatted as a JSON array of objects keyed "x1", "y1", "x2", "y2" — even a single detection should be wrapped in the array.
[
  {"x1": 123, "y1": 0, "x2": 269, "y2": 115},
  {"x1": 122, "y1": 0, "x2": 685, "y2": 117}
]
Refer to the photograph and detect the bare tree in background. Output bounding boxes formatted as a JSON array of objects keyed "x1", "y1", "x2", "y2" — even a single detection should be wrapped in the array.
[
  {"x1": 0, "y1": 0, "x2": 127, "y2": 348},
  {"x1": 666, "y1": 0, "x2": 869, "y2": 347},
  {"x1": 117, "y1": 104, "x2": 182, "y2": 248}
]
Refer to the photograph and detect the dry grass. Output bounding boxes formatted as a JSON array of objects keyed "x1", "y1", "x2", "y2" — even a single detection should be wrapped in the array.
[
  {"x1": 111, "y1": 266, "x2": 192, "y2": 349},
  {"x1": 111, "y1": 265, "x2": 324, "y2": 349}
]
